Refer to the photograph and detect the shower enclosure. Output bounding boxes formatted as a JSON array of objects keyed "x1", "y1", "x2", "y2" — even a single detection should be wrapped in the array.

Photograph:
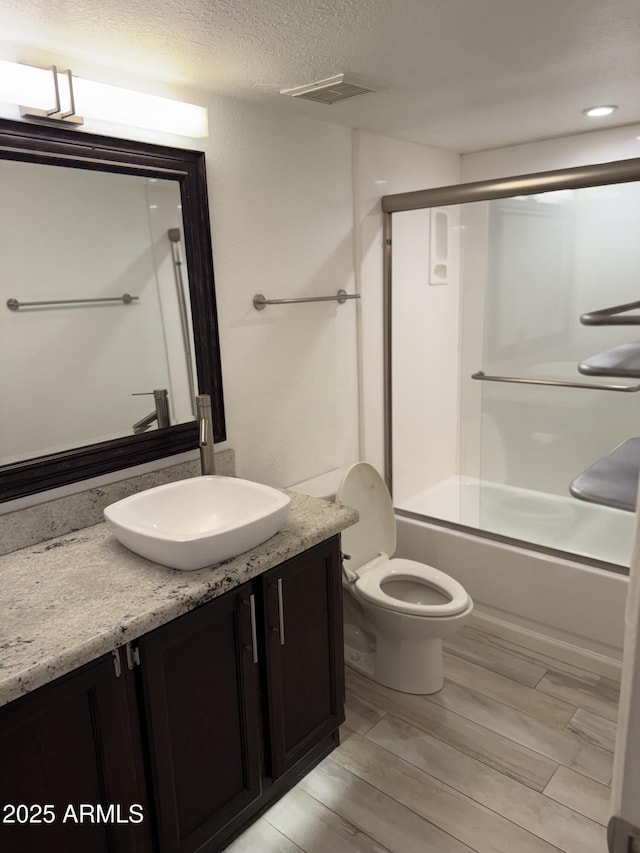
[{"x1": 383, "y1": 159, "x2": 640, "y2": 573}]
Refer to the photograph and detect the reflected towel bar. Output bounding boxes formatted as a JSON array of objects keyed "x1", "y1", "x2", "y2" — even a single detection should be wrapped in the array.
[
  {"x1": 6, "y1": 294, "x2": 139, "y2": 310},
  {"x1": 253, "y1": 289, "x2": 360, "y2": 310},
  {"x1": 471, "y1": 370, "x2": 640, "y2": 393}
]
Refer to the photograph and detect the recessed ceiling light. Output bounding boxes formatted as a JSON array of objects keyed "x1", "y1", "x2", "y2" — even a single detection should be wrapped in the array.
[{"x1": 582, "y1": 105, "x2": 618, "y2": 118}]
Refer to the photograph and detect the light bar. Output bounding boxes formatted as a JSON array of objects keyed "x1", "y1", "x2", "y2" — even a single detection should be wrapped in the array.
[{"x1": 0, "y1": 60, "x2": 208, "y2": 138}]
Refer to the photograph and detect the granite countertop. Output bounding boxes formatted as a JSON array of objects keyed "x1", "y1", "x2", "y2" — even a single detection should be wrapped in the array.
[{"x1": 0, "y1": 493, "x2": 357, "y2": 708}]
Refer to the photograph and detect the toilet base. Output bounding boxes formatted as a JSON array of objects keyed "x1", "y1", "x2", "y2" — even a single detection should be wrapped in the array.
[
  {"x1": 377, "y1": 636, "x2": 444, "y2": 694},
  {"x1": 344, "y1": 634, "x2": 445, "y2": 695},
  {"x1": 343, "y1": 594, "x2": 474, "y2": 695},
  {"x1": 344, "y1": 641, "x2": 376, "y2": 680}
]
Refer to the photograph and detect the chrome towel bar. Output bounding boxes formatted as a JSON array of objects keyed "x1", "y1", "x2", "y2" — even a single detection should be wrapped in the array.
[
  {"x1": 253, "y1": 289, "x2": 360, "y2": 310},
  {"x1": 7, "y1": 294, "x2": 138, "y2": 310},
  {"x1": 472, "y1": 370, "x2": 640, "y2": 393}
]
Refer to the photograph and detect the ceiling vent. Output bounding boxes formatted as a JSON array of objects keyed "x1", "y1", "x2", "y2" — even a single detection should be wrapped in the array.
[{"x1": 280, "y1": 74, "x2": 376, "y2": 105}]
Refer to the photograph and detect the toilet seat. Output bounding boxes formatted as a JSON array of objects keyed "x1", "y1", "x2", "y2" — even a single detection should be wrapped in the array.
[
  {"x1": 353, "y1": 556, "x2": 470, "y2": 617},
  {"x1": 337, "y1": 462, "x2": 470, "y2": 618}
]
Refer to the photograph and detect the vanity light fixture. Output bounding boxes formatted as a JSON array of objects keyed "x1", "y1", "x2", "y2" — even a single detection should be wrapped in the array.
[
  {"x1": 0, "y1": 61, "x2": 71, "y2": 120},
  {"x1": 582, "y1": 104, "x2": 618, "y2": 118},
  {"x1": 0, "y1": 60, "x2": 208, "y2": 137}
]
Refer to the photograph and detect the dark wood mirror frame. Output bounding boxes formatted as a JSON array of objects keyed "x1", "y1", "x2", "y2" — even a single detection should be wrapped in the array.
[{"x1": 0, "y1": 117, "x2": 225, "y2": 501}]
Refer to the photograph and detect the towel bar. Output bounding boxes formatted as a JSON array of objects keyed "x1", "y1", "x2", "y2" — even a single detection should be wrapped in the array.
[
  {"x1": 253, "y1": 289, "x2": 360, "y2": 310},
  {"x1": 471, "y1": 370, "x2": 640, "y2": 392},
  {"x1": 7, "y1": 294, "x2": 138, "y2": 310}
]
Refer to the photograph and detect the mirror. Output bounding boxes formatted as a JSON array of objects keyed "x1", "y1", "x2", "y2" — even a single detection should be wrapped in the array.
[{"x1": 0, "y1": 117, "x2": 225, "y2": 501}]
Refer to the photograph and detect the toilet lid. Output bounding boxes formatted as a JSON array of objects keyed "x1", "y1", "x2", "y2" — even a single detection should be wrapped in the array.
[
  {"x1": 337, "y1": 462, "x2": 396, "y2": 571},
  {"x1": 354, "y1": 557, "x2": 471, "y2": 617}
]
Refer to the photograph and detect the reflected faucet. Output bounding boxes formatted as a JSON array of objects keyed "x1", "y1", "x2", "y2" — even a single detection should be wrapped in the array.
[
  {"x1": 132, "y1": 389, "x2": 171, "y2": 434},
  {"x1": 196, "y1": 394, "x2": 216, "y2": 475}
]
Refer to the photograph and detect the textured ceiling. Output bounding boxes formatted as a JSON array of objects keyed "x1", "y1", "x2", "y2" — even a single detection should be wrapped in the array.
[{"x1": 2, "y1": 0, "x2": 640, "y2": 152}]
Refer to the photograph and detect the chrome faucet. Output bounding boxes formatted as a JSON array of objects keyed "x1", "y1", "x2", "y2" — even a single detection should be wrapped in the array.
[
  {"x1": 196, "y1": 394, "x2": 216, "y2": 475},
  {"x1": 132, "y1": 389, "x2": 170, "y2": 434}
]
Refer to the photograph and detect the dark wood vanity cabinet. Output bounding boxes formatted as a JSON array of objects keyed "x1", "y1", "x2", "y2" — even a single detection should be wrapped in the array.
[
  {"x1": 137, "y1": 584, "x2": 262, "y2": 853},
  {"x1": 0, "y1": 535, "x2": 344, "y2": 853},
  {"x1": 0, "y1": 652, "x2": 153, "y2": 853},
  {"x1": 261, "y1": 537, "x2": 345, "y2": 779},
  {"x1": 139, "y1": 535, "x2": 345, "y2": 853}
]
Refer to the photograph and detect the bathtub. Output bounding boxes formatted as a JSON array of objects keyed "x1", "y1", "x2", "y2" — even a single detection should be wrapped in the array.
[{"x1": 397, "y1": 475, "x2": 635, "y2": 566}]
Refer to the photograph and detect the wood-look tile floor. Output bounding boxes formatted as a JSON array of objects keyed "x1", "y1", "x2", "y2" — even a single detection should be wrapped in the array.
[{"x1": 225, "y1": 626, "x2": 618, "y2": 852}]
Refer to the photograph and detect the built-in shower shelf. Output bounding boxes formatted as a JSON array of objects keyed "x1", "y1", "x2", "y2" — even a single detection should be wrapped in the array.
[
  {"x1": 578, "y1": 341, "x2": 640, "y2": 377},
  {"x1": 570, "y1": 437, "x2": 640, "y2": 512}
]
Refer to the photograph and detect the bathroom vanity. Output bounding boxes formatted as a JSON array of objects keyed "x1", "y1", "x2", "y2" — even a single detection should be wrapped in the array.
[{"x1": 0, "y1": 492, "x2": 357, "y2": 853}]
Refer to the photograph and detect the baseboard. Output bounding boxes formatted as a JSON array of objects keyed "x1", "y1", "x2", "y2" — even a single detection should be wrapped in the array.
[{"x1": 469, "y1": 610, "x2": 623, "y2": 682}]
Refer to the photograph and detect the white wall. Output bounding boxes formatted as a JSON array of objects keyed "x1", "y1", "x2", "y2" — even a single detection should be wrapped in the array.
[
  {"x1": 204, "y1": 97, "x2": 359, "y2": 489},
  {"x1": 462, "y1": 124, "x2": 640, "y2": 181},
  {"x1": 352, "y1": 130, "x2": 461, "y2": 482}
]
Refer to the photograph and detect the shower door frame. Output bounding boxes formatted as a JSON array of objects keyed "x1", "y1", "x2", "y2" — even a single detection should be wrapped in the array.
[{"x1": 381, "y1": 156, "x2": 640, "y2": 573}]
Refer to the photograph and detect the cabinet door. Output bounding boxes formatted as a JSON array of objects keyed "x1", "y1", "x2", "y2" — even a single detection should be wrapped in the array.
[
  {"x1": 262, "y1": 536, "x2": 345, "y2": 778},
  {"x1": 0, "y1": 653, "x2": 151, "y2": 853},
  {"x1": 138, "y1": 585, "x2": 261, "y2": 853}
]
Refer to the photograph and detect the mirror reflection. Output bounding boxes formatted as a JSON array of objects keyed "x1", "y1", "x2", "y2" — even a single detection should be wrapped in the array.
[
  {"x1": 0, "y1": 118, "x2": 224, "y2": 501},
  {"x1": 1, "y1": 160, "x2": 198, "y2": 466}
]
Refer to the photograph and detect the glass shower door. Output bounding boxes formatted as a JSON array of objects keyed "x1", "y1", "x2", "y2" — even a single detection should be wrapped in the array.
[{"x1": 471, "y1": 186, "x2": 640, "y2": 566}]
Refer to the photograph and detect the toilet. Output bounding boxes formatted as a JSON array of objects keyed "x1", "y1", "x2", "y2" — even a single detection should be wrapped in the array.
[{"x1": 337, "y1": 462, "x2": 473, "y2": 694}]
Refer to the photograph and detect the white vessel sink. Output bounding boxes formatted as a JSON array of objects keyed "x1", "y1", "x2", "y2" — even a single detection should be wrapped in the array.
[{"x1": 103, "y1": 476, "x2": 291, "y2": 571}]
